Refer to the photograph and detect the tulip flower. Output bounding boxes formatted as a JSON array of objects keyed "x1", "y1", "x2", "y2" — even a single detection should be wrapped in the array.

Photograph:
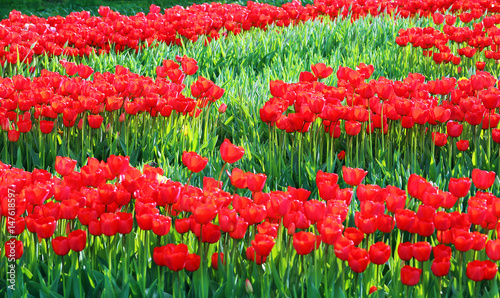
[
  {"x1": 348, "y1": 247, "x2": 370, "y2": 273},
  {"x1": 182, "y1": 151, "x2": 208, "y2": 173},
  {"x1": 52, "y1": 236, "x2": 70, "y2": 256},
  {"x1": 471, "y1": 169, "x2": 496, "y2": 190},
  {"x1": 251, "y1": 234, "x2": 275, "y2": 257},
  {"x1": 456, "y1": 140, "x2": 469, "y2": 151},
  {"x1": 342, "y1": 166, "x2": 368, "y2": 186},
  {"x1": 293, "y1": 231, "x2": 316, "y2": 255},
  {"x1": 220, "y1": 139, "x2": 245, "y2": 164},
  {"x1": 401, "y1": 266, "x2": 422, "y2": 286},
  {"x1": 369, "y1": 242, "x2": 391, "y2": 265},
  {"x1": 185, "y1": 253, "x2": 201, "y2": 272},
  {"x1": 68, "y1": 229, "x2": 87, "y2": 252},
  {"x1": 211, "y1": 252, "x2": 225, "y2": 270},
  {"x1": 448, "y1": 177, "x2": 471, "y2": 198}
]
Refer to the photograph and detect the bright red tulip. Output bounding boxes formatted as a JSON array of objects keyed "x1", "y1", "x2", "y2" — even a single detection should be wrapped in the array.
[
  {"x1": 348, "y1": 247, "x2": 370, "y2": 273},
  {"x1": 369, "y1": 242, "x2": 391, "y2": 265},
  {"x1": 52, "y1": 236, "x2": 70, "y2": 256},
  {"x1": 401, "y1": 266, "x2": 422, "y2": 286},
  {"x1": 471, "y1": 169, "x2": 495, "y2": 190},
  {"x1": 182, "y1": 151, "x2": 208, "y2": 173},
  {"x1": 342, "y1": 166, "x2": 368, "y2": 186},
  {"x1": 293, "y1": 231, "x2": 316, "y2": 255},
  {"x1": 220, "y1": 139, "x2": 245, "y2": 164}
]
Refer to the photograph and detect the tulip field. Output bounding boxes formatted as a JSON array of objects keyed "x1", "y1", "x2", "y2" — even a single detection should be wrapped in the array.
[{"x1": 3, "y1": 0, "x2": 500, "y2": 297}]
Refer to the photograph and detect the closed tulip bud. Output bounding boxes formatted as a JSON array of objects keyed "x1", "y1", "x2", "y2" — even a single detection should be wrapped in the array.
[{"x1": 245, "y1": 279, "x2": 253, "y2": 294}]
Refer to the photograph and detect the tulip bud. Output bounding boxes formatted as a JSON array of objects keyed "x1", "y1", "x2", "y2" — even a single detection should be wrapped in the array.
[
  {"x1": 218, "y1": 103, "x2": 227, "y2": 114},
  {"x1": 105, "y1": 123, "x2": 111, "y2": 133},
  {"x1": 337, "y1": 150, "x2": 346, "y2": 160},
  {"x1": 119, "y1": 113, "x2": 125, "y2": 123},
  {"x1": 245, "y1": 279, "x2": 253, "y2": 294}
]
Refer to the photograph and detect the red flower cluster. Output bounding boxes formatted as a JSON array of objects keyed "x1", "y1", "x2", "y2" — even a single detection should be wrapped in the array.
[
  {"x1": 0, "y1": 60, "x2": 224, "y2": 143},
  {"x1": 260, "y1": 63, "x2": 500, "y2": 154}
]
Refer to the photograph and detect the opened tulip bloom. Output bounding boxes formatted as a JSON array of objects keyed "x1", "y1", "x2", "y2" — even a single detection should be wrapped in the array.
[
  {"x1": 471, "y1": 169, "x2": 495, "y2": 190},
  {"x1": 293, "y1": 231, "x2": 316, "y2": 255},
  {"x1": 342, "y1": 166, "x2": 368, "y2": 186},
  {"x1": 182, "y1": 151, "x2": 208, "y2": 173},
  {"x1": 220, "y1": 139, "x2": 245, "y2": 163}
]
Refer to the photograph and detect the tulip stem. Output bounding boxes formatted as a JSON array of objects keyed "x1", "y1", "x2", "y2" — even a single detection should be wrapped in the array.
[
  {"x1": 217, "y1": 162, "x2": 227, "y2": 185},
  {"x1": 489, "y1": 109, "x2": 492, "y2": 170}
]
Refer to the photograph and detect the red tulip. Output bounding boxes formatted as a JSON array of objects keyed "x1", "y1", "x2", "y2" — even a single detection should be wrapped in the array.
[
  {"x1": 68, "y1": 229, "x2": 86, "y2": 252},
  {"x1": 304, "y1": 200, "x2": 326, "y2": 223},
  {"x1": 40, "y1": 120, "x2": 54, "y2": 134},
  {"x1": 311, "y1": 63, "x2": 333, "y2": 79},
  {"x1": 348, "y1": 247, "x2": 370, "y2": 273},
  {"x1": 401, "y1": 266, "x2": 422, "y2": 286},
  {"x1": 247, "y1": 173, "x2": 267, "y2": 192},
  {"x1": 165, "y1": 243, "x2": 188, "y2": 271},
  {"x1": 246, "y1": 246, "x2": 267, "y2": 265},
  {"x1": 220, "y1": 139, "x2": 245, "y2": 164},
  {"x1": 448, "y1": 177, "x2": 471, "y2": 198},
  {"x1": 5, "y1": 239, "x2": 23, "y2": 260},
  {"x1": 55, "y1": 156, "x2": 77, "y2": 176},
  {"x1": 431, "y1": 132, "x2": 448, "y2": 147},
  {"x1": 211, "y1": 252, "x2": 225, "y2": 269},
  {"x1": 486, "y1": 239, "x2": 500, "y2": 261},
  {"x1": 293, "y1": 231, "x2": 316, "y2": 255},
  {"x1": 334, "y1": 237, "x2": 354, "y2": 261},
  {"x1": 342, "y1": 166, "x2": 368, "y2": 186},
  {"x1": 369, "y1": 242, "x2": 391, "y2": 265},
  {"x1": 8, "y1": 130, "x2": 20, "y2": 142},
  {"x1": 345, "y1": 121, "x2": 361, "y2": 136},
  {"x1": 87, "y1": 115, "x2": 103, "y2": 129},
  {"x1": 251, "y1": 234, "x2": 275, "y2": 257},
  {"x1": 431, "y1": 258, "x2": 450, "y2": 277},
  {"x1": 397, "y1": 242, "x2": 413, "y2": 261},
  {"x1": 52, "y1": 236, "x2": 70, "y2": 256},
  {"x1": 412, "y1": 241, "x2": 432, "y2": 262},
  {"x1": 36, "y1": 217, "x2": 57, "y2": 238},
  {"x1": 456, "y1": 140, "x2": 469, "y2": 151},
  {"x1": 182, "y1": 151, "x2": 208, "y2": 173},
  {"x1": 78, "y1": 65, "x2": 94, "y2": 79},
  {"x1": 344, "y1": 227, "x2": 364, "y2": 246},
  {"x1": 471, "y1": 169, "x2": 495, "y2": 190},
  {"x1": 446, "y1": 121, "x2": 463, "y2": 138},
  {"x1": 185, "y1": 253, "x2": 201, "y2": 271}
]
